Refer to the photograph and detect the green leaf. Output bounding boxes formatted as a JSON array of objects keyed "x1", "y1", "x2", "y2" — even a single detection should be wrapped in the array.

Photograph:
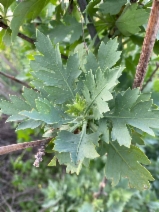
[
  {"x1": 2, "y1": 28, "x2": 11, "y2": 46},
  {"x1": 0, "y1": 0, "x2": 14, "y2": 12},
  {"x1": 98, "y1": 39, "x2": 121, "y2": 70},
  {"x1": 98, "y1": 119, "x2": 109, "y2": 143},
  {"x1": 100, "y1": 0, "x2": 127, "y2": 15},
  {"x1": 50, "y1": 16, "x2": 82, "y2": 44},
  {"x1": 0, "y1": 95, "x2": 31, "y2": 116},
  {"x1": 78, "y1": 202, "x2": 94, "y2": 212},
  {"x1": 85, "y1": 39, "x2": 121, "y2": 73},
  {"x1": 105, "y1": 88, "x2": 159, "y2": 147},
  {"x1": 131, "y1": 131, "x2": 144, "y2": 145},
  {"x1": 107, "y1": 188, "x2": 133, "y2": 211},
  {"x1": 9, "y1": 95, "x2": 31, "y2": 111},
  {"x1": 0, "y1": 30, "x2": 6, "y2": 49},
  {"x1": 66, "y1": 94, "x2": 86, "y2": 116},
  {"x1": 54, "y1": 122, "x2": 99, "y2": 164},
  {"x1": 85, "y1": 52, "x2": 98, "y2": 74},
  {"x1": 10, "y1": 0, "x2": 50, "y2": 41},
  {"x1": 0, "y1": 99, "x2": 19, "y2": 115},
  {"x1": 48, "y1": 157, "x2": 57, "y2": 166},
  {"x1": 31, "y1": 31, "x2": 81, "y2": 104},
  {"x1": 105, "y1": 142, "x2": 154, "y2": 190},
  {"x1": 55, "y1": 152, "x2": 82, "y2": 174},
  {"x1": 116, "y1": 3, "x2": 149, "y2": 36},
  {"x1": 16, "y1": 120, "x2": 42, "y2": 130},
  {"x1": 86, "y1": 0, "x2": 100, "y2": 16},
  {"x1": 83, "y1": 67, "x2": 123, "y2": 119},
  {"x1": 35, "y1": 98, "x2": 51, "y2": 114},
  {"x1": 22, "y1": 87, "x2": 40, "y2": 108},
  {"x1": 6, "y1": 114, "x2": 26, "y2": 122},
  {"x1": 19, "y1": 108, "x2": 67, "y2": 125}
]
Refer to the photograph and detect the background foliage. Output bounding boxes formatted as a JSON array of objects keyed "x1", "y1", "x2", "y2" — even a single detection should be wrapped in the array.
[{"x1": 0, "y1": 0, "x2": 159, "y2": 211}]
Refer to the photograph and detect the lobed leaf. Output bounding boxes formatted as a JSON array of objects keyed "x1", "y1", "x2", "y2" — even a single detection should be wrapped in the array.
[
  {"x1": 105, "y1": 88, "x2": 159, "y2": 147},
  {"x1": 100, "y1": 0, "x2": 127, "y2": 15},
  {"x1": 83, "y1": 66, "x2": 123, "y2": 119},
  {"x1": 85, "y1": 39, "x2": 121, "y2": 73},
  {"x1": 116, "y1": 3, "x2": 149, "y2": 36},
  {"x1": 106, "y1": 142, "x2": 154, "y2": 190},
  {"x1": 54, "y1": 122, "x2": 99, "y2": 164},
  {"x1": 55, "y1": 152, "x2": 83, "y2": 174},
  {"x1": 10, "y1": 0, "x2": 50, "y2": 41},
  {"x1": 49, "y1": 16, "x2": 82, "y2": 44},
  {"x1": 31, "y1": 31, "x2": 81, "y2": 104}
]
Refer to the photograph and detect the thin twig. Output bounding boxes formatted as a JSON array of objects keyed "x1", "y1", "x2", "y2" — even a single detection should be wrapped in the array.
[
  {"x1": 77, "y1": 0, "x2": 100, "y2": 47},
  {"x1": 0, "y1": 138, "x2": 52, "y2": 155},
  {"x1": 0, "y1": 71, "x2": 33, "y2": 89},
  {"x1": 93, "y1": 176, "x2": 107, "y2": 198},
  {"x1": 0, "y1": 20, "x2": 68, "y2": 59},
  {"x1": 142, "y1": 62, "x2": 159, "y2": 90},
  {"x1": 0, "y1": 21, "x2": 35, "y2": 44},
  {"x1": 77, "y1": 7, "x2": 89, "y2": 54},
  {"x1": 133, "y1": 0, "x2": 159, "y2": 89}
]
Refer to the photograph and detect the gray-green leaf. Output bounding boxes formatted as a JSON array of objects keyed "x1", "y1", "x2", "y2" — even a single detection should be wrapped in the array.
[
  {"x1": 54, "y1": 123, "x2": 99, "y2": 164},
  {"x1": 105, "y1": 88, "x2": 159, "y2": 147},
  {"x1": 106, "y1": 142, "x2": 154, "y2": 190}
]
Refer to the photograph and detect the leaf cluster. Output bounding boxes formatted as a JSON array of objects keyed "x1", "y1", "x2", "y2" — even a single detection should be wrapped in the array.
[
  {"x1": 0, "y1": 30, "x2": 158, "y2": 190},
  {"x1": 0, "y1": 0, "x2": 159, "y2": 193}
]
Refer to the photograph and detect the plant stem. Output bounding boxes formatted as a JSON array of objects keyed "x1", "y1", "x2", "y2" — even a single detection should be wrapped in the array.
[
  {"x1": 0, "y1": 138, "x2": 52, "y2": 155},
  {"x1": 77, "y1": 0, "x2": 100, "y2": 47},
  {"x1": 0, "y1": 21, "x2": 35, "y2": 44},
  {"x1": 133, "y1": 0, "x2": 159, "y2": 89},
  {"x1": 0, "y1": 71, "x2": 33, "y2": 89},
  {"x1": 0, "y1": 21, "x2": 68, "y2": 59}
]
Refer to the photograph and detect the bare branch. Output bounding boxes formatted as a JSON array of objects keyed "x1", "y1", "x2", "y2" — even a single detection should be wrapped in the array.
[
  {"x1": 0, "y1": 71, "x2": 33, "y2": 89},
  {"x1": 133, "y1": 0, "x2": 159, "y2": 89},
  {"x1": 0, "y1": 138, "x2": 51, "y2": 155},
  {"x1": 142, "y1": 62, "x2": 159, "y2": 90}
]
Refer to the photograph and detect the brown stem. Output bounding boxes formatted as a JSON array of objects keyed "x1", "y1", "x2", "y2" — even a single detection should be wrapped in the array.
[
  {"x1": 142, "y1": 62, "x2": 159, "y2": 90},
  {"x1": 133, "y1": 0, "x2": 159, "y2": 89},
  {"x1": 0, "y1": 71, "x2": 33, "y2": 89},
  {"x1": 0, "y1": 21, "x2": 35, "y2": 44},
  {"x1": 0, "y1": 138, "x2": 51, "y2": 155}
]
